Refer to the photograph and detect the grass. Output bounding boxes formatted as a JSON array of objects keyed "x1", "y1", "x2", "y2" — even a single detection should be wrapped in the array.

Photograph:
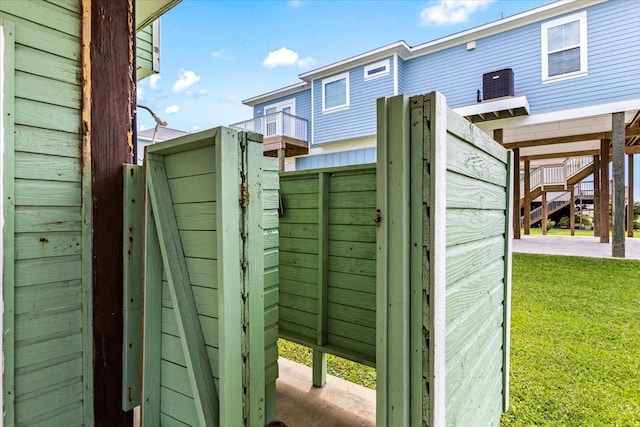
[
  {"x1": 277, "y1": 339, "x2": 376, "y2": 389},
  {"x1": 278, "y1": 253, "x2": 640, "y2": 425},
  {"x1": 523, "y1": 227, "x2": 640, "y2": 237},
  {"x1": 501, "y1": 253, "x2": 640, "y2": 426}
]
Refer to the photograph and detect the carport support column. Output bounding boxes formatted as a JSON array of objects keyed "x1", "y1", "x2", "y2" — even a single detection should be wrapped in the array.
[
  {"x1": 628, "y1": 154, "x2": 635, "y2": 238},
  {"x1": 593, "y1": 155, "x2": 600, "y2": 236},
  {"x1": 541, "y1": 192, "x2": 548, "y2": 235},
  {"x1": 494, "y1": 129, "x2": 520, "y2": 239},
  {"x1": 611, "y1": 112, "x2": 625, "y2": 257},
  {"x1": 570, "y1": 187, "x2": 575, "y2": 236},
  {"x1": 524, "y1": 160, "x2": 531, "y2": 235},
  {"x1": 600, "y1": 139, "x2": 610, "y2": 243}
]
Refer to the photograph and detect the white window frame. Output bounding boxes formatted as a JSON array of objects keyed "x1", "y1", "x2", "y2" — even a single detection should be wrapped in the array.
[
  {"x1": 364, "y1": 59, "x2": 390, "y2": 81},
  {"x1": 263, "y1": 98, "x2": 296, "y2": 116},
  {"x1": 541, "y1": 11, "x2": 588, "y2": 83},
  {"x1": 322, "y1": 72, "x2": 350, "y2": 113}
]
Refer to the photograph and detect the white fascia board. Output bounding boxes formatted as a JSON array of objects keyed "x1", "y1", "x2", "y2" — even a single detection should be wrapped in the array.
[
  {"x1": 472, "y1": 98, "x2": 640, "y2": 132},
  {"x1": 298, "y1": 41, "x2": 411, "y2": 81},
  {"x1": 405, "y1": 0, "x2": 606, "y2": 59},
  {"x1": 453, "y1": 95, "x2": 530, "y2": 118},
  {"x1": 242, "y1": 81, "x2": 310, "y2": 107}
]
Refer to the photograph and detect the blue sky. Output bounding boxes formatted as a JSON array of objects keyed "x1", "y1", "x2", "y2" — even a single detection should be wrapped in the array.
[{"x1": 136, "y1": 0, "x2": 554, "y2": 132}]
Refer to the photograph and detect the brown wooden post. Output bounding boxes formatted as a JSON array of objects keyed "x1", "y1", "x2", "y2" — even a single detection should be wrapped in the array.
[
  {"x1": 495, "y1": 129, "x2": 521, "y2": 238},
  {"x1": 629, "y1": 154, "x2": 635, "y2": 238},
  {"x1": 612, "y1": 112, "x2": 625, "y2": 257},
  {"x1": 278, "y1": 147, "x2": 285, "y2": 172},
  {"x1": 524, "y1": 160, "x2": 531, "y2": 235},
  {"x1": 593, "y1": 155, "x2": 600, "y2": 236},
  {"x1": 90, "y1": 0, "x2": 135, "y2": 424},
  {"x1": 542, "y1": 191, "x2": 548, "y2": 236},
  {"x1": 569, "y1": 187, "x2": 575, "y2": 236},
  {"x1": 600, "y1": 139, "x2": 610, "y2": 243}
]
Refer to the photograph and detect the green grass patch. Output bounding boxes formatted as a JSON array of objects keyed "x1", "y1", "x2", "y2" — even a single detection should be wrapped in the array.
[
  {"x1": 501, "y1": 253, "x2": 640, "y2": 426},
  {"x1": 277, "y1": 339, "x2": 376, "y2": 389},
  {"x1": 523, "y1": 227, "x2": 639, "y2": 237}
]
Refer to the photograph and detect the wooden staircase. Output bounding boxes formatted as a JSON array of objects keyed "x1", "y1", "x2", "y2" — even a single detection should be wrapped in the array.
[{"x1": 519, "y1": 156, "x2": 596, "y2": 227}]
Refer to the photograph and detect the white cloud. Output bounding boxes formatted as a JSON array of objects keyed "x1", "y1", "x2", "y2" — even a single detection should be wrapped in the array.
[
  {"x1": 137, "y1": 86, "x2": 145, "y2": 101},
  {"x1": 149, "y1": 74, "x2": 161, "y2": 89},
  {"x1": 165, "y1": 105, "x2": 180, "y2": 114},
  {"x1": 263, "y1": 47, "x2": 316, "y2": 69},
  {"x1": 420, "y1": 0, "x2": 494, "y2": 26},
  {"x1": 139, "y1": 124, "x2": 148, "y2": 131},
  {"x1": 187, "y1": 89, "x2": 208, "y2": 97},
  {"x1": 211, "y1": 49, "x2": 225, "y2": 59},
  {"x1": 289, "y1": 0, "x2": 303, "y2": 7},
  {"x1": 296, "y1": 56, "x2": 316, "y2": 69},
  {"x1": 191, "y1": 125, "x2": 200, "y2": 132},
  {"x1": 172, "y1": 69, "x2": 201, "y2": 92}
]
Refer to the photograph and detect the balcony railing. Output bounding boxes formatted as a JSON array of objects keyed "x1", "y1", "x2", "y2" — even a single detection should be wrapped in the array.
[{"x1": 230, "y1": 111, "x2": 308, "y2": 142}]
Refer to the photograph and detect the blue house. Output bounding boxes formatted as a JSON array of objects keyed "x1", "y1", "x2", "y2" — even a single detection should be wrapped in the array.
[{"x1": 235, "y1": 0, "x2": 640, "y2": 249}]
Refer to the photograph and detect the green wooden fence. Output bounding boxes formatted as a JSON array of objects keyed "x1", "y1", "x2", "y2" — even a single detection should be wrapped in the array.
[
  {"x1": 129, "y1": 127, "x2": 277, "y2": 426},
  {"x1": 278, "y1": 165, "x2": 377, "y2": 378}
]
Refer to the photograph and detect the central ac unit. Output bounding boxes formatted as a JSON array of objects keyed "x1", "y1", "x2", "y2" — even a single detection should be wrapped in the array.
[{"x1": 483, "y1": 68, "x2": 514, "y2": 100}]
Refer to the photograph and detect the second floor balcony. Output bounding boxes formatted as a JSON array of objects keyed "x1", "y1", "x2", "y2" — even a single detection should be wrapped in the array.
[{"x1": 230, "y1": 111, "x2": 309, "y2": 158}]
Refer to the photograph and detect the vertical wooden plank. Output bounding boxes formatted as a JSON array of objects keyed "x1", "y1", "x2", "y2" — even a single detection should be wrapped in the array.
[
  {"x1": 593, "y1": 155, "x2": 601, "y2": 236},
  {"x1": 90, "y1": 0, "x2": 135, "y2": 423},
  {"x1": 141, "y1": 184, "x2": 162, "y2": 427},
  {"x1": 542, "y1": 192, "x2": 548, "y2": 235},
  {"x1": 216, "y1": 128, "x2": 243, "y2": 426},
  {"x1": 122, "y1": 165, "x2": 143, "y2": 410},
  {"x1": 523, "y1": 160, "x2": 531, "y2": 234},
  {"x1": 409, "y1": 95, "x2": 426, "y2": 426},
  {"x1": 570, "y1": 188, "x2": 575, "y2": 236},
  {"x1": 503, "y1": 151, "x2": 514, "y2": 412},
  {"x1": 147, "y1": 155, "x2": 219, "y2": 427},
  {"x1": 628, "y1": 154, "x2": 635, "y2": 238},
  {"x1": 611, "y1": 112, "x2": 625, "y2": 257},
  {"x1": 80, "y1": 2, "x2": 94, "y2": 423},
  {"x1": 377, "y1": 94, "x2": 411, "y2": 427},
  {"x1": 429, "y1": 91, "x2": 448, "y2": 427},
  {"x1": 375, "y1": 96, "x2": 390, "y2": 426},
  {"x1": 1, "y1": 21, "x2": 16, "y2": 426},
  {"x1": 244, "y1": 133, "x2": 266, "y2": 426},
  {"x1": 314, "y1": 172, "x2": 329, "y2": 387},
  {"x1": 600, "y1": 139, "x2": 610, "y2": 243},
  {"x1": 512, "y1": 148, "x2": 521, "y2": 239}
]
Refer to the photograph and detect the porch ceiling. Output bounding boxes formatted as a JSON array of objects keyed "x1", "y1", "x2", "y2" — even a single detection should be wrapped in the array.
[
  {"x1": 136, "y1": 0, "x2": 182, "y2": 30},
  {"x1": 476, "y1": 109, "x2": 640, "y2": 159}
]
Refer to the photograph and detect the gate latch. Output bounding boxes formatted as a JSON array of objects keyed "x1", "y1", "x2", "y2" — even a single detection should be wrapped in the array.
[{"x1": 374, "y1": 209, "x2": 382, "y2": 227}]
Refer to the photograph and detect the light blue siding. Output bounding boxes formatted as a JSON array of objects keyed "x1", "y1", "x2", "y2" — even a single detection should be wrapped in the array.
[
  {"x1": 404, "y1": 1, "x2": 640, "y2": 114},
  {"x1": 397, "y1": 57, "x2": 406, "y2": 95},
  {"x1": 253, "y1": 89, "x2": 312, "y2": 142},
  {"x1": 296, "y1": 148, "x2": 376, "y2": 170},
  {"x1": 313, "y1": 55, "x2": 395, "y2": 145}
]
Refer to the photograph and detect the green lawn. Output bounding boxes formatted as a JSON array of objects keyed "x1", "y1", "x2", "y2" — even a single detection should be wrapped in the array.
[
  {"x1": 501, "y1": 253, "x2": 640, "y2": 426},
  {"x1": 279, "y1": 253, "x2": 640, "y2": 424},
  {"x1": 523, "y1": 227, "x2": 639, "y2": 237}
]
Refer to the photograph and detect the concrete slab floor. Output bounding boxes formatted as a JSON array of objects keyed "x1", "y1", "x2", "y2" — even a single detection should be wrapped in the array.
[
  {"x1": 274, "y1": 358, "x2": 376, "y2": 427},
  {"x1": 513, "y1": 234, "x2": 640, "y2": 260}
]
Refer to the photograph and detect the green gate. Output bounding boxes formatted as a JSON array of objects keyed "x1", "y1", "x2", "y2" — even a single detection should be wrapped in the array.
[{"x1": 123, "y1": 127, "x2": 278, "y2": 426}]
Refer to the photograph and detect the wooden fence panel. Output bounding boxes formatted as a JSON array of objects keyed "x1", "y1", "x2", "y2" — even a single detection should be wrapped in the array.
[{"x1": 279, "y1": 165, "x2": 377, "y2": 367}]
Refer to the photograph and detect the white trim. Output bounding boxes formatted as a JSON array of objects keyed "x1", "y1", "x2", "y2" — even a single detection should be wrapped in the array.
[
  {"x1": 321, "y1": 72, "x2": 350, "y2": 113},
  {"x1": 151, "y1": 19, "x2": 161, "y2": 73},
  {"x1": 453, "y1": 95, "x2": 530, "y2": 118},
  {"x1": 242, "y1": 81, "x2": 309, "y2": 106},
  {"x1": 393, "y1": 54, "x2": 398, "y2": 96},
  {"x1": 541, "y1": 11, "x2": 588, "y2": 82},
  {"x1": 364, "y1": 59, "x2": 390, "y2": 81},
  {"x1": 263, "y1": 98, "x2": 296, "y2": 116},
  {"x1": 430, "y1": 91, "x2": 448, "y2": 426},
  {"x1": 471, "y1": 98, "x2": 640, "y2": 131}
]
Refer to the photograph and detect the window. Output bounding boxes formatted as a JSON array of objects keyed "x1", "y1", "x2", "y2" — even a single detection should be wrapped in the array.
[
  {"x1": 364, "y1": 59, "x2": 390, "y2": 81},
  {"x1": 322, "y1": 72, "x2": 349, "y2": 113},
  {"x1": 541, "y1": 11, "x2": 587, "y2": 82}
]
